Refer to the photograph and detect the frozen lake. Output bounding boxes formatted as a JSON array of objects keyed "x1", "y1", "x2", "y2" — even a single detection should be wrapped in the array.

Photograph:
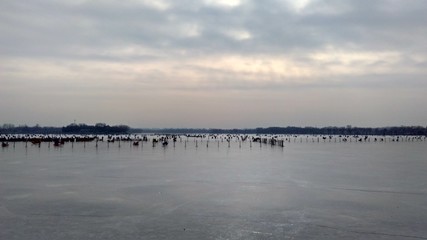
[{"x1": 1, "y1": 139, "x2": 427, "y2": 239}]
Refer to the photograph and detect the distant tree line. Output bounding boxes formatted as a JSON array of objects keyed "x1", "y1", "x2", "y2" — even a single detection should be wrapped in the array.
[
  {"x1": 1, "y1": 124, "x2": 426, "y2": 136},
  {"x1": 62, "y1": 123, "x2": 130, "y2": 134},
  {"x1": 135, "y1": 126, "x2": 427, "y2": 136},
  {"x1": 0, "y1": 123, "x2": 130, "y2": 134},
  {"x1": 0, "y1": 124, "x2": 61, "y2": 134},
  {"x1": 131, "y1": 128, "x2": 212, "y2": 134}
]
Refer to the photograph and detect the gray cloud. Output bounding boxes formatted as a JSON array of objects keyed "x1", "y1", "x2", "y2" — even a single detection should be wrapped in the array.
[
  {"x1": 1, "y1": 0, "x2": 426, "y2": 127},
  {"x1": 2, "y1": 0, "x2": 426, "y2": 57}
]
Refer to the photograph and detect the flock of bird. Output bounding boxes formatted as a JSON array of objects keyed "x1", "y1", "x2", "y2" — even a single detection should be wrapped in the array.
[{"x1": 1, "y1": 133, "x2": 426, "y2": 149}]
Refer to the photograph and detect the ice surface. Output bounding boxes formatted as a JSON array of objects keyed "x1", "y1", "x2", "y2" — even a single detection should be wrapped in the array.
[{"x1": 1, "y1": 139, "x2": 427, "y2": 239}]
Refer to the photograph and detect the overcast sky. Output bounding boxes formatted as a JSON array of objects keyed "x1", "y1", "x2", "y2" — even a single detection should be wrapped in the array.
[{"x1": 1, "y1": 0, "x2": 426, "y2": 128}]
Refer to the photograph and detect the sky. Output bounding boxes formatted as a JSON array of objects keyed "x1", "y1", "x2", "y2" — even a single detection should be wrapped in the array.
[{"x1": 1, "y1": 0, "x2": 426, "y2": 128}]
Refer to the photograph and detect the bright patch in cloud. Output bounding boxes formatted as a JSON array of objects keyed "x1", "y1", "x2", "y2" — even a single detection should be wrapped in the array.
[
  {"x1": 191, "y1": 55, "x2": 311, "y2": 79},
  {"x1": 204, "y1": 0, "x2": 242, "y2": 9},
  {"x1": 139, "y1": 0, "x2": 170, "y2": 11},
  {"x1": 224, "y1": 29, "x2": 252, "y2": 41},
  {"x1": 287, "y1": 0, "x2": 312, "y2": 12}
]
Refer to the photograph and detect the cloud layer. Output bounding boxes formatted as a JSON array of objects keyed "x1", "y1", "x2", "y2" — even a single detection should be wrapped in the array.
[{"x1": 1, "y1": 0, "x2": 426, "y2": 127}]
